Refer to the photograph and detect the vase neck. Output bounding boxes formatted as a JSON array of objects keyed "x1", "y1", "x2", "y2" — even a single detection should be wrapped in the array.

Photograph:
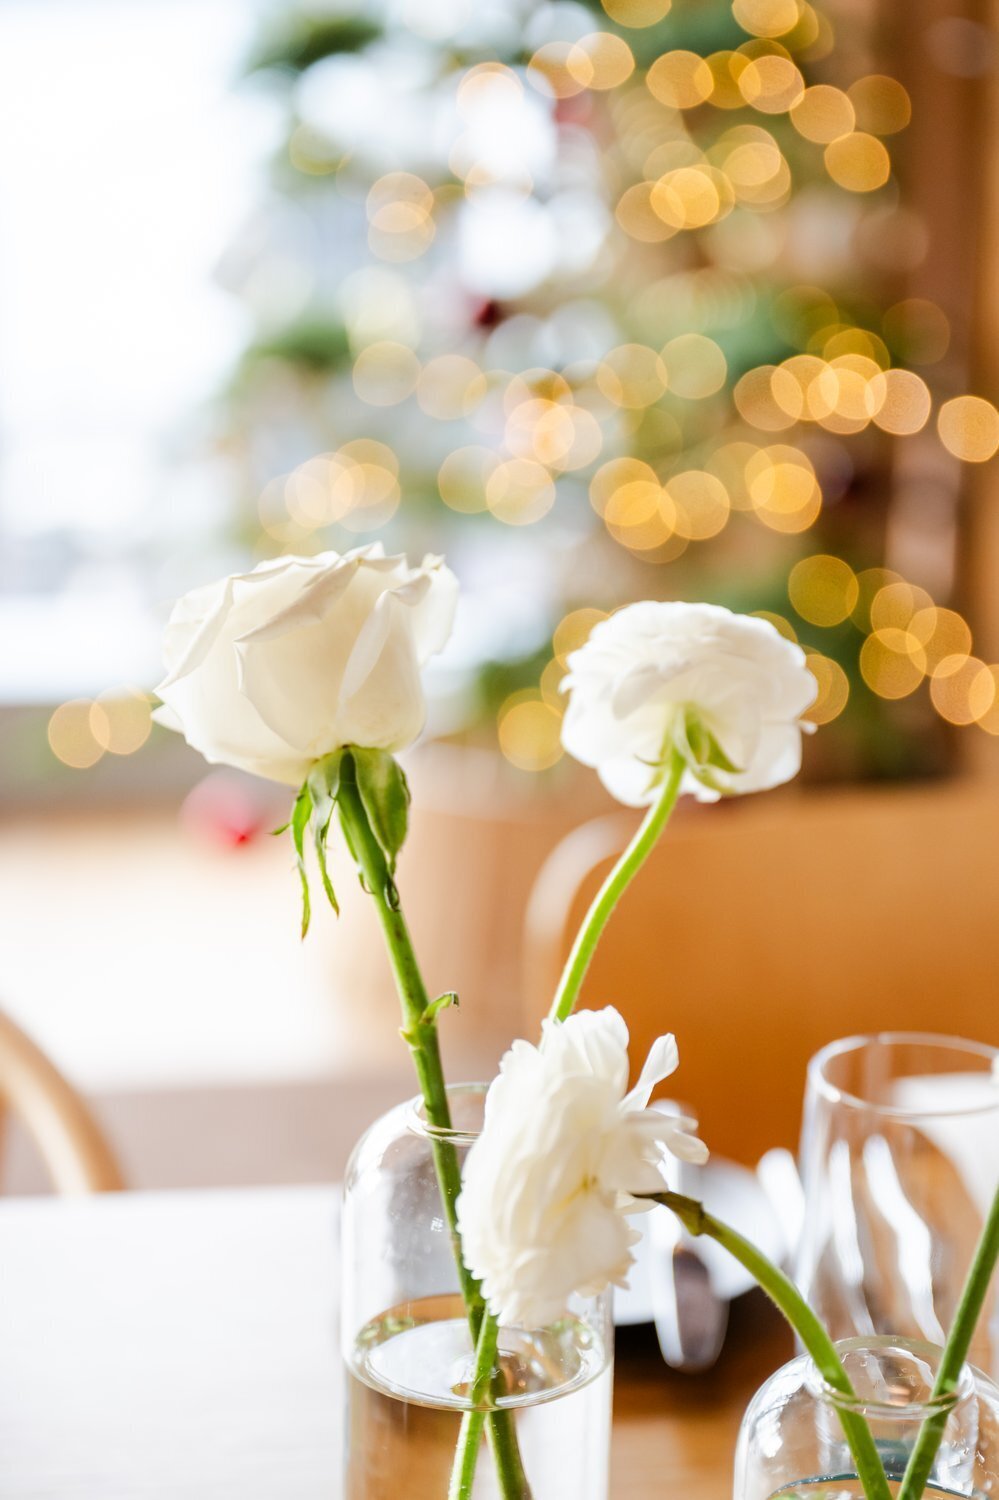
[
  {"x1": 807, "y1": 1338, "x2": 976, "y2": 1422},
  {"x1": 408, "y1": 1082, "x2": 489, "y2": 1144}
]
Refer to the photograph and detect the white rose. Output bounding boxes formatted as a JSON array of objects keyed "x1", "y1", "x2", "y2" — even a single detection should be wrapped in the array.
[
  {"x1": 154, "y1": 545, "x2": 457, "y2": 786},
  {"x1": 456, "y1": 1007, "x2": 707, "y2": 1327},
  {"x1": 560, "y1": 601, "x2": 817, "y2": 806}
]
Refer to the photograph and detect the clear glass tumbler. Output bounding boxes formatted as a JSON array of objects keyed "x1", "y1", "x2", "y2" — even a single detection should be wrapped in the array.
[
  {"x1": 796, "y1": 1034, "x2": 999, "y2": 1374},
  {"x1": 341, "y1": 1085, "x2": 614, "y2": 1500},
  {"x1": 734, "y1": 1336, "x2": 999, "y2": 1500}
]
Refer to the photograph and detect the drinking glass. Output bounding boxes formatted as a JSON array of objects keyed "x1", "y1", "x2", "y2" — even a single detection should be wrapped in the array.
[{"x1": 796, "y1": 1033, "x2": 999, "y2": 1374}]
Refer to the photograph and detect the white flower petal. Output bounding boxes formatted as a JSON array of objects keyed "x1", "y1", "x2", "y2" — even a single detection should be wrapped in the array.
[
  {"x1": 560, "y1": 600, "x2": 816, "y2": 807},
  {"x1": 622, "y1": 1032, "x2": 679, "y2": 1112},
  {"x1": 153, "y1": 548, "x2": 456, "y2": 784},
  {"x1": 456, "y1": 1006, "x2": 706, "y2": 1327}
]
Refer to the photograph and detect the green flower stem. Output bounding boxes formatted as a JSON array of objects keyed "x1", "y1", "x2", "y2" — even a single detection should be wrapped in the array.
[
  {"x1": 448, "y1": 1412, "x2": 486, "y2": 1500},
  {"x1": 897, "y1": 1184, "x2": 999, "y2": 1500},
  {"x1": 549, "y1": 750, "x2": 686, "y2": 1024},
  {"x1": 336, "y1": 773, "x2": 529, "y2": 1500},
  {"x1": 449, "y1": 1309, "x2": 531, "y2": 1500},
  {"x1": 646, "y1": 1190, "x2": 892, "y2": 1500}
]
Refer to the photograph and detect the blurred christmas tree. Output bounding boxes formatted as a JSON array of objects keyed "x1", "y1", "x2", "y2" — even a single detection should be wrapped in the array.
[{"x1": 210, "y1": 0, "x2": 999, "y2": 782}]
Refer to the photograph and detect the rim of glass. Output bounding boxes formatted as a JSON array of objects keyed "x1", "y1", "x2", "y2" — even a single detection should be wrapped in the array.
[
  {"x1": 809, "y1": 1032, "x2": 999, "y2": 1119},
  {"x1": 407, "y1": 1083, "x2": 489, "y2": 1145},
  {"x1": 810, "y1": 1337, "x2": 976, "y2": 1419}
]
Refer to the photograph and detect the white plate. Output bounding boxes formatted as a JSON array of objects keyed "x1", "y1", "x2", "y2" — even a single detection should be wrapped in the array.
[{"x1": 614, "y1": 1157, "x2": 784, "y2": 1326}]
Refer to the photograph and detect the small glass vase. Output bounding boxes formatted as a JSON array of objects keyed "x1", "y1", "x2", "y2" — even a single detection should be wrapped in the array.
[
  {"x1": 734, "y1": 1336, "x2": 999, "y2": 1500},
  {"x1": 341, "y1": 1085, "x2": 614, "y2": 1500}
]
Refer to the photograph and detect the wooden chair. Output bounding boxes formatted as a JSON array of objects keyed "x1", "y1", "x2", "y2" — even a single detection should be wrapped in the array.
[
  {"x1": 523, "y1": 778, "x2": 999, "y2": 1165},
  {"x1": 0, "y1": 1008, "x2": 124, "y2": 1193}
]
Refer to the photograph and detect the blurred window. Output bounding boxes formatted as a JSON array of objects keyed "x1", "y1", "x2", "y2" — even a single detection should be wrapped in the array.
[{"x1": 0, "y1": 0, "x2": 269, "y2": 702}]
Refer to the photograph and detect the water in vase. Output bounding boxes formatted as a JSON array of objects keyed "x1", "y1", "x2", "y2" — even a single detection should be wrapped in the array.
[{"x1": 345, "y1": 1294, "x2": 612, "y2": 1500}]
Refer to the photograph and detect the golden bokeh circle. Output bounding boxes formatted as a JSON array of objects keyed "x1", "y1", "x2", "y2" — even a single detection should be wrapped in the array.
[
  {"x1": 554, "y1": 608, "x2": 609, "y2": 665},
  {"x1": 860, "y1": 629, "x2": 926, "y2": 699},
  {"x1": 48, "y1": 700, "x2": 105, "y2": 770},
  {"x1": 848, "y1": 74, "x2": 912, "y2": 136},
  {"x1": 790, "y1": 84, "x2": 855, "y2": 143},
  {"x1": 665, "y1": 470, "x2": 731, "y2": 539},
  {"x1": 596, "y1": 345, "x2": 669, "y2": 408},
  {"x1": 661, "y1": 334, "x2": 728, "y2": 399},
  {"x1": 498, "y1": 696, "x2": 564, "y2": 771},
  {"x1": 92, "y1": 690, "x2": 154, "y2": 756},
  {"x1": 485, "y1": 458, "x2": 556, "y2": 525},
  {"x1": 804, "y1": 653, "x2": 850, "y2": 723},
  {"x1": 871, "y1": 368, "x2": 932, "y2": 436},
  {"x1": 601, "y1": 0, "x2": 671, "y2": 26},
  {"x1": 646, "y1": 50, "x2": 714, "y2": 108},
  {"x1": 824, "y1": 132, "x2": 891, "y2": 192},
  {"x1": 788, "y1": 554, "x2": 859, "y2": 626},
  {"x1": 937, "y1": 396, "x2": 999, "y2": 463},
  {"x1": 732, "y1": 0, "x2": 801, "y2": 39},
  {"x1": 930, "y1": 654, "x2": 989, "y2": 725}
]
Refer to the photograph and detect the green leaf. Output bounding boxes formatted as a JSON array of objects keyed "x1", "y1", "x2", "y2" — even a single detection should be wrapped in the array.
[
  {"x1": 422, "y1": 991, "x2": 459, "y2": 1025},
  {"x1": 351, "y1": 748, "x2": 411, "y2": 874},
  {"x1": 291, "y1": 786, "x2": 312, "y2": 939}
]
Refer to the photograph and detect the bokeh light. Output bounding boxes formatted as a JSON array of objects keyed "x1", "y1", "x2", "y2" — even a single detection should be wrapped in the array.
[
  {"x1": 601, "y1": 0, "x2": 671, "y2": 24},
  {"x1": 804, "y1": 653, "x2": 850, "y2": 723},
  {"x1": 554, "y1": 608, "x2": 608, "y2": 665},
  {"x1": 823, "y1": 132, "x2": 891, "y2": 192},
  {"x1": 930, "y1": 654, "x2": 991, "y2": 725},
  {"x1": 92, "y1": 690, "x2": 154, "y2": 756},
  {"x1": 860, "y1": 629, "x2": 926, "y2": 699},
  {"x1": 498, "y1": 693, "x2": 564, "y2": 770},
  {"x1": 48, "y1": 700, "x2": 105, "y2": 769},
  {"x1": 937, "y1": 396, "x2": 999, "y2": 463},
  {"x1": 661, "y1": 334, "x2": 728, "y2": 398},
  {"x1": 596, "y1": 344, "x2": 669, "y2": 408},
  {"x1": 847, "y1": 74, "x2": 912, "y2": 135},
  {"x1": 788, "y1": 554, "x2": 859, "y2": 626},
  {"x1": 646, "y1": 51, "x2": 714, "y2": 108},
  {"x1": 790, "y1": 84, "x2": 855, "y2": 142}
]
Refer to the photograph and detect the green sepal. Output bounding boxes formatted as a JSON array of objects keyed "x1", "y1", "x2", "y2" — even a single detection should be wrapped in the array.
[
  {"x1": 683, "y1": 710, "x2": 742, "y2": 774},
  {"x1": 351, "y1": 747, "x2": 411, "y2": 875},
  {"x1": 313, "y1": 832, "x2": 338, "y2": 914},
  {"x1": 307, "y1": 750, "x2": 345, "y2": 917},
  {"x1": 290, "y1": 785, "x2": 312, "y2": 939}
]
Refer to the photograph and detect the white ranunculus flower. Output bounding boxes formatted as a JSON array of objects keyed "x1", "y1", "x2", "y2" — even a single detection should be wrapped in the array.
[
  {"x1": 560, "y1": 601, "x2": 818, "y2": 806},
  {"x1": 456, "y1": 1007, "x2": 707, "y2": 1328},
  {"x1": 154, "y1": 545, "x2": 457, "y2": 786}
]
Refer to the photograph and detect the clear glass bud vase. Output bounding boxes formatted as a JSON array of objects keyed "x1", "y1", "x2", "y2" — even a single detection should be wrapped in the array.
[
  {"x1": 735, "y1": 1337, "x2": 999, "y2": 1500},
  {"x1": 341, "y1": 1086, "x2": 614, "y2": 1500}
]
